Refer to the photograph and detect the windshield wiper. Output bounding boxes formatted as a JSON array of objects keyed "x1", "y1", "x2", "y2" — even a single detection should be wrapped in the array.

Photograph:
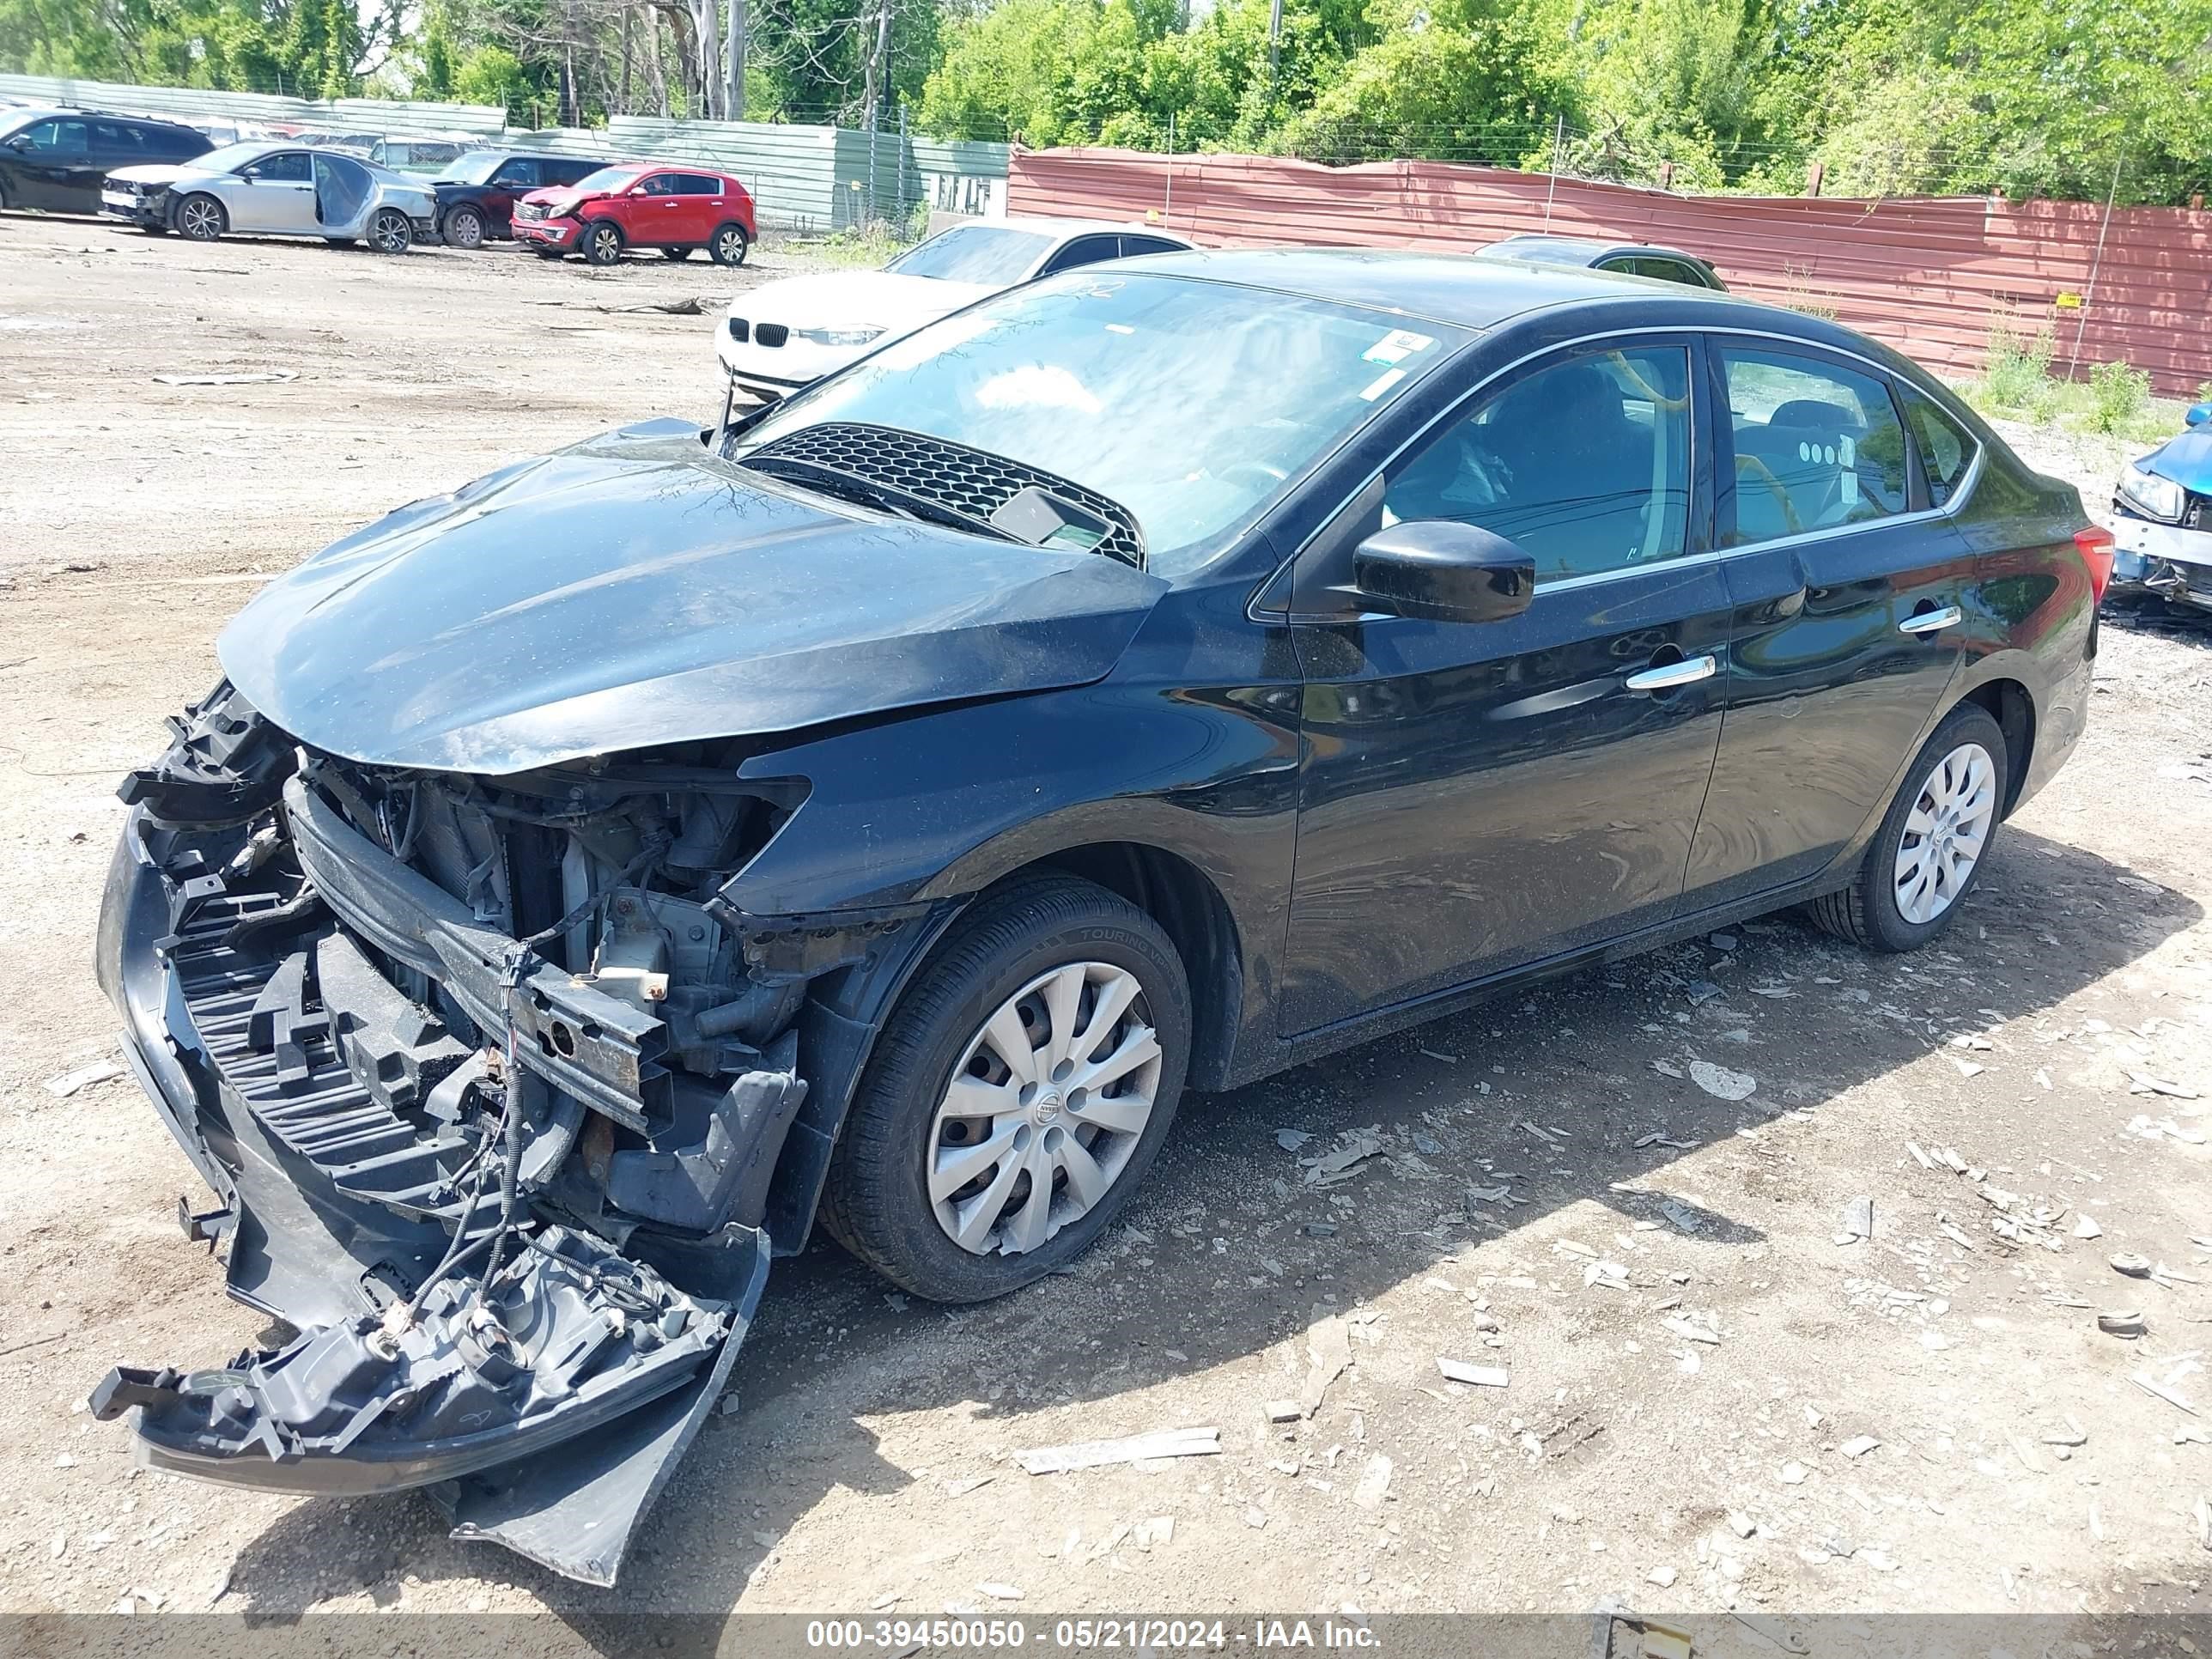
[{"x1": 741, "y1": 454, "x2": 1018, "y2": 543}]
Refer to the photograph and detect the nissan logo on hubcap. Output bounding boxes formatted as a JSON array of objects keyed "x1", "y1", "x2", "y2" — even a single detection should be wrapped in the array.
[{"x1": 1032, "y1": 1091, "x2": 1063, "y2": 1127}]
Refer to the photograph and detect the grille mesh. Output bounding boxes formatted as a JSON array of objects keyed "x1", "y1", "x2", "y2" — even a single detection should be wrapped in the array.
[{"x1": 744, "y1": 422, "x2": 1144, "y2": 565}]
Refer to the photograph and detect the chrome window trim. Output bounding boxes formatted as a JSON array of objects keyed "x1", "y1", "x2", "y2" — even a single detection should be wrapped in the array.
[{"x1": 1271, "y1": 322, "x2": 1989, "y2": 614}]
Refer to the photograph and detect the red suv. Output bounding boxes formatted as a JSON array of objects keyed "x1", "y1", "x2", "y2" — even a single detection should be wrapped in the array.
[{"x1": 512, "y1": 161, "x2": 754, "y2": 266}]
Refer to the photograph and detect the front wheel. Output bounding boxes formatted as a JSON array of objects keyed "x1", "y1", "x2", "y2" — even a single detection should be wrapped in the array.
[
  {"x1": 581, "y1": 221, "x2": 623, "y2": 265},
  {"x1": 443, "y1": 205, "x2": 484, "y2": 249},
  {"x1": 709, "y1": 222, "x2": 750, "y2": 266},
  {"x1": 368, "y1": 208, "x2": 411, "y2": 254},
  {"x1": 820, "y1": 876, "x2": 1191, "y2": 1303},
  {"x1": 175, "y1": 193, "x2": 226, "y2": 241},
  {"x1": 1806, "y1": 702, "x2": 2008, "y2": 952}
]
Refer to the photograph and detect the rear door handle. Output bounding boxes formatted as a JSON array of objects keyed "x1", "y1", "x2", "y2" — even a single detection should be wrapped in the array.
[
  {"x1": 1624, "y1": 654, "x2": 1718, "y2": 692},
  {"x1": 1899, "y1": 605, "x2": 1962, "y2": 635}
]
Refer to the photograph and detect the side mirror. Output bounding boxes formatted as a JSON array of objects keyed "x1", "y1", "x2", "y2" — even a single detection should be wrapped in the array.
[
  {"x1": 1352, "y1": 520, "x2": 1534, "y2": 623},
  {"x1": 2187, "y1": 404, "x2": 2211, "y2": 430},
  {"x1": 629, "y1": 183, "x2": 652, "y2": 196}
]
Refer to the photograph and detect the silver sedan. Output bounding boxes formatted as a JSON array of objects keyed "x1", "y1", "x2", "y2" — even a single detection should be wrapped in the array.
[{"x1": 102, "y1": 141, "x2": 435, "y2": 252}]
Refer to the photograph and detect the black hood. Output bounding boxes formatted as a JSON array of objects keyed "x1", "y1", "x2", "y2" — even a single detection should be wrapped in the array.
[{"x1": 217, "y1": 422, "x2": 1167, "y2": 774}]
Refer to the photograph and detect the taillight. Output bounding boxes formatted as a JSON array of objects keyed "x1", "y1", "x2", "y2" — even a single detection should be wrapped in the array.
[{"x1": 2075, "y1": 525, "x2": 2115, "y2": 603}]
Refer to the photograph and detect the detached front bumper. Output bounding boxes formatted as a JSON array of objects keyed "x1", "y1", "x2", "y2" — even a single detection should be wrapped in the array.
[
  {"x1": 2114, "y1": 512, "x2": 2212, "y2": 608},
  {"x1": 92, "y1": 789, "x2": 786, "y2": 1585}
]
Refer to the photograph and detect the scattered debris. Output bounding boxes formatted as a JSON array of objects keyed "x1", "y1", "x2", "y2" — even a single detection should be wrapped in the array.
[
  {"x1": 2131, "y1": 1372, "x2": 2200, "y2": 1417},
  {"x1": 1417, "y1": 1047, "x2": 1459, "y2": 1064},
  {"x1": 975, "y1": 1583, "x2": 1024, "y2": 1601},
  {"x1": 1016, "y1": 1426, "x2": 1221, "y2": 1474},
  {"x1": 2112, "y1": 1252, "x2": 2154, "y2": 1279},
  {"x1": 1133, "y1": 1516, "x2": 1174, "y2": 1550},
  {"x1": 1661, "y1": 1200, "x2": 1706, "y2": 1236},
  {"x1": 1837, "y1": 1196, "x2": 1874, "y2": 1244},
  {"x1": 944, "y1": 1474, "x2": 994, "y2": 1498},
  {"x1": 1729, "y1": 1511, "x2": 1757, "y2": 1539},
  {"x1": 152, "y1": 369, "x2": 300, "y2": 386},
  {"x1": 2074, "y1": 1213, "x2": 2104, "y2": 1239},
  {"x1": 1778, "y1": 1461, "x2": 1809, "y2": 1486},
  {"x1": 1839, "y1": 1435, "x2": 1881, "y2": 1459},
  {"x1": 43, "y1": 1060, "x2": 122, "y2": 1098},
  {"x1": 1687, "y1": 979, "x2": 1723, "y2": 1006},
  {"x1": 1689, "y1": 1060, "x2": 1757, "y2": 1101},
  {"x1": 1647, "y1": 1565, "x2": 1678, "y2": 1588},
  {"x1": 2099, "y1": 1310, "x2": 2148, "y2": 1340},
  {"x1": 1274, "y1": 1128, "x2": 1313, "y2": 1152},
  {"x1": 2129, "y1": 1071, "x2": 2200, "y2": 1100},
  {"x1": 1267, "y1": 1400, "x2": 1303, "y2": 1423},
  {"x1": 1437, "y1": 1358, "x2": 1510, "y2": 1388},
  {"x1": 1301, "y1": 1127, "x2": 1384, "y2": 1188},
  {"x1": 1635, "y1": 1130, "x2": 1695, "y2": 1151},
  {"x1": 1663, "y1": 1316, "x2": 1721, "y2": 1346},
  {"x1": 1652, "y1": 1060, "x2": 1686, "y2": 1079},
  {"x1": 1352, "y1": 1453, "x2": 1394, "y2": 1510}
]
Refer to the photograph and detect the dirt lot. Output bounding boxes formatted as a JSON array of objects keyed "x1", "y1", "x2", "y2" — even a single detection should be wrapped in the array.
[{"x1": 8, "y1": 216, "x2": 2212, "y2": 1638}]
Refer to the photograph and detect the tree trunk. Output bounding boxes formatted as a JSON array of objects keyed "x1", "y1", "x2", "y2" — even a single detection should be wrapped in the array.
[
  {"x1": 646, "y1": 5, "x2": 672, "y2": 117},
  {"x1": 689, "y1": 0, "x2": 721, "y2": 118},
  {"x1": 861, "y1": 0, "x2": 888, "y2": 129},
  {"x1": 723, "y1": 0, "x2": 745, "y2": 125},
  {"x1": 618, "y1": 6, "x2": 633, "y2": 115}
]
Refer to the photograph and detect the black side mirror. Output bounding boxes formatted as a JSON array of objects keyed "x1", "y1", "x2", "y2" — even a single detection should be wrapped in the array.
[{"x1": 1351, "y1": 520, "x2": 1534, "y2": 623}]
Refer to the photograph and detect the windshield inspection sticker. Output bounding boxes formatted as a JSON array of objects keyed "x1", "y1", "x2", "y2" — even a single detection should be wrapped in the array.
[
  {"x1": 1359, "y1": 368, "x2": 1409, "y2": 402},
  {"x1": 1364, "y1": 329, "x2": 1436, "y2": 366}
]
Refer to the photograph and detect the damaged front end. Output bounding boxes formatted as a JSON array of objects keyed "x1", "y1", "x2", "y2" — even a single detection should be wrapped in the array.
[{"x1": 91, "y1": 679, "x2": 875, "y2": 1583}]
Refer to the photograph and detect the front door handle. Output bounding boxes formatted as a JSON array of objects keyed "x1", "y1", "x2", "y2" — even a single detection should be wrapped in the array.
[
  {"x1": 1899, "y1": 605, "x2": 1962, "y2": 635},
  {"x1": 1624, "y1": 654, "x2": 1718, "y2": 692}
]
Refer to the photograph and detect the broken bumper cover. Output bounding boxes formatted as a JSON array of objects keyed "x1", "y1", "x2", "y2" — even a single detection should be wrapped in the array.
[
  {"x1": 93, "y1": 802, "x2": 785, "y2": 1584},
  {"x1": 2114, "y1": 513, "x2": 2212, "y2": 606}
]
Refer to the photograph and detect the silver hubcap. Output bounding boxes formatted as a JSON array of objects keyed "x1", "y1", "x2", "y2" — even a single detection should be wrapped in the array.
[
  {"x1": 374, "y1": 214, "x2": 405, "y2": 251},
  {"x1": 928, "y1": 963, "x2": 1161, "y2": 1257},
  {"x1": 592, "y1": 228, "x2": 616, "y2": 256},
  {"x1": 452, "y1": 213, "x2": 478, "y2": 246},
  {"x1": 720, "y1": 231, "x2": 741, "y2": 259},
  {"x1": 1894, "y1": 741, "x2": 1996, "y2": 924},
  {"x1": 182, "y1": 200, "x2": 216, "y2": 236}
]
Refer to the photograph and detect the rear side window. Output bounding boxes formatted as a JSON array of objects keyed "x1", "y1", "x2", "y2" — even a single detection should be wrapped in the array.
[
  {"x1": 1901, "y1": 388, "x2": 1978, "y2": 507},
  {"x1": 1121, "y1": 235, "x2": 1184, "y2": 257},
  {"x1": 678, "y1": 173, "x2": 725, "y2": 195},
  {"x1": 1038, "y1": 234, "x2": 1125, "y2": 276},
  {"x1": 92, "y1": 122, "x2": 142, "y2": 156},
  {"x1": 1719, "y1": 346, "x2": 1910, "y2": 545},
  {"x1": 546, "y1": 160, "x2": 596, "y2": 186},
  {"x1": 1384, "y1": 343, "x2": 1695, "y2": 586}
]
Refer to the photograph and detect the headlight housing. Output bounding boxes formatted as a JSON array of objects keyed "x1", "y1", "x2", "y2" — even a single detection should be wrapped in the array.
[
  {"x1": 2118, "y1": 462, "x2": 2186, "y2": 524},
  {"x1": 794, "y1": 325, "x2": 886, "y2": 347}
]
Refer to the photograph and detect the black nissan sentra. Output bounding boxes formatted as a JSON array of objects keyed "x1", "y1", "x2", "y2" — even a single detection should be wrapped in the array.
[{"x1": 94, "y1": 249, "x2": 2106, "y2": 1579}]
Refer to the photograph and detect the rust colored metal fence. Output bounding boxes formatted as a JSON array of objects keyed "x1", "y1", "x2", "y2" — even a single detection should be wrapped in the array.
[{"x1": 1008, "y1": 148, "x2": 2212, "y2": 397}]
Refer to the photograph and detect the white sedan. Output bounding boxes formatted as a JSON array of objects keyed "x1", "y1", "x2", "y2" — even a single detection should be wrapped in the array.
[{"x1": 717, "y1": 216, "x2": 1194, "y2": 403}]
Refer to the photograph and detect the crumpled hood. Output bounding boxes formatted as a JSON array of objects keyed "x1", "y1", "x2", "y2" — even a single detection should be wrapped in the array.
[
  {"x1": 2139, "y1": 428, "x2": 2212, "y2": 497},
  {"x1": 730, "y1": 269, "x2": 994, "y2": 332},
  {"x1": 106, "y1": 162, "x2": 204, "y2": 188},
  {"x1": 524, "y1": 185, "x2": 601, "y2": 219},
  {"x1": 216, "y1": 421, "x2": 1165, "y2": 775}
]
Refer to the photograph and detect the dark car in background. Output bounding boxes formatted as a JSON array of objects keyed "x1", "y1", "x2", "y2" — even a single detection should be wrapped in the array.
[
  {"x1": 0, "y1": 106, "x2": 210, "y2": 216},
  {"x1": 94, "y1": 252, "x2": 2100, "y2": 1584},
  {"x1": 512, "y1": 161, "x2": 755, "y2": 265},
  {"x1": 1478, "y1": 233, "x2": 1727, "y2": 289},
  {"x1": 430, "y1": 149, "x2": 606, "y2": 249}
]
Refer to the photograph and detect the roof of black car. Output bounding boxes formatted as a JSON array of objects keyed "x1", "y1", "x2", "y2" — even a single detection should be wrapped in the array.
[{"x1": 1121, "y1": 246, "x2": 1742, "y2": 329}]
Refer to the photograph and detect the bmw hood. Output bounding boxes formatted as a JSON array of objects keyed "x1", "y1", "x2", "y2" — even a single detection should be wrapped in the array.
[
  {"x1": 2139, "y1": 428, "x2": 2212, "y2": 496},
  {"x1": 216, "y1": 421, "x2": 1166, "y2": 775}
]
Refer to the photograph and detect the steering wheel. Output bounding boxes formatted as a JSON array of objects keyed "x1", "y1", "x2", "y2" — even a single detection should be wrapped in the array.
[
  {"x1": 1218, "y1": 461, "x2": 1289, "y2": 490},
  {"x1": 1734, "y1": 453, "x2": 1802, "y2": 535}
]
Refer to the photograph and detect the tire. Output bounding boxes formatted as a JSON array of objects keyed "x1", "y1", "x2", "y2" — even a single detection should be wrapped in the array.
[
  {"x1": 443, "y1": 205, "x2": 484, "y2": 250},
  {"x1": 581, "y1": 220, "x2": 623, "y2": 265},
  {"x1": 709, "y1": 222, "x2": 750, "y2": 266},
  {"x1": 660, "y1": 246, "x2": 692, "y2": 261},
  {"x1": 368, "y1": 208, "x2": 411, "y2": 254},
  {"x1": 175, "y1": 192, "x2": 226, "y2": 241},
  {"x1": 1806, "y1": 702, "x2": 2008, "y2": 953},
  {"x1": 820, "y1": 875, "x2": 1192, "y2": 1303}
]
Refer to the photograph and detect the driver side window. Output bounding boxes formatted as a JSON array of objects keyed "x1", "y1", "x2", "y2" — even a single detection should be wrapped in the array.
[
  {"x1": 246, "y1": 150, "x2": 311, "y2": 182},
  {"x1": 1384, "y1": 344, "x2": 1693, "y2": 586}
]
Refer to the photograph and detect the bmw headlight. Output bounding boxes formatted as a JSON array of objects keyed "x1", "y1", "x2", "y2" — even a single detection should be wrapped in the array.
[
  {"x1": 2118, "y1": 462, "x2": 2185, "y2": 524},
  {"x1": 794, "y1": 325, "x2": 886, "y2": 347}
]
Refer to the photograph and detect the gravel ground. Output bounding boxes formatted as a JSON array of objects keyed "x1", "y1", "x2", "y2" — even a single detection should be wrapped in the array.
[{"x1": 4, "y1": 219, "x2": 2212, "y2": 1637}]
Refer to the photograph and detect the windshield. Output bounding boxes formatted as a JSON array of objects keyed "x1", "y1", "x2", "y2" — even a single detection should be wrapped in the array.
[
  {"x1": 435, "y1": 151, "x2": 503, "y2": 185},
  {"x1": 193, "y1": 143, "x2": 276, "y2": 173},
  {"x1": 733, "y1": 272, "x2": 1467, "y2": 574},
  {"x1": 886, "y1": 224, "x2": 1055, "y2": 285},
  {"x1": 565, "y1": 165, "x2": 637, "y2": 194}
]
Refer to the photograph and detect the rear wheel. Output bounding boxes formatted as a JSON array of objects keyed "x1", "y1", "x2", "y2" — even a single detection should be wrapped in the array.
[
  {"x1": 820, "y1": 876, "x2": 1191, "y2": 1303},
  {"x1": 709, "y1": 222, "x2": 750, "y2": 266},
  {"x1": 581, "y1": 221, "x2": 623, "y2": 265},
  {"x1": 443, "y1": 205, "x2": 484, "y2": 250},
  {"x1": 368, "y1": 208, "x2": 411, "y2": 254},
  {"x1": 1806, "y1": 702, "x2": 2008, "y2": 952},
  {"x1": 175, "y1": 193, "x2": 226, "y2": 241},
  {"x1": 660, "y1": 246, "x2": 692, "y2": 261}
]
